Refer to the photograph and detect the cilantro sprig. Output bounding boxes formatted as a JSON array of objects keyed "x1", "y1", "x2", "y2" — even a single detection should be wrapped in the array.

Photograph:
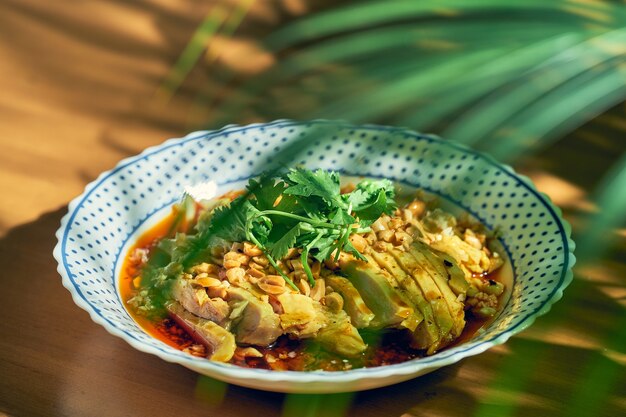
[{"x1": 205, "y1": 168, "x2": 397, "y2": 292}]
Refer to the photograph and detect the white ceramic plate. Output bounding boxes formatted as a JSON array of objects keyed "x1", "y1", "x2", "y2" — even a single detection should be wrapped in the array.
[{"x1": 54, "y1": 120, "x2": 575, "y2": 393}]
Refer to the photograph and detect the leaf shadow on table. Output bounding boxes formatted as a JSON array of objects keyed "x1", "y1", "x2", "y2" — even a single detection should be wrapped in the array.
[
  {"x1": 0, "y1": 208, "x2": 81, "y2": 417},
  {"x1": 204, "y1": 362, "x2": 466, "y2": 417}
]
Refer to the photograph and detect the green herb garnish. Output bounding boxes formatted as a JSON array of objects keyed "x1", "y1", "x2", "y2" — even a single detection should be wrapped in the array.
[{"x1": 205, "y1": 168, "x2": 397, "y2": 291}]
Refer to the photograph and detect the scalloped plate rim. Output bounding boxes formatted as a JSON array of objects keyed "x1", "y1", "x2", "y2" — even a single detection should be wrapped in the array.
[{"x1": 53, "y1": 119, "x2": 575, "y2": 389}]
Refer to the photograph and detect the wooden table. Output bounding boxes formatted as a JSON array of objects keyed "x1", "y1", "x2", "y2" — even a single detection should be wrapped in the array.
[{"x1": 1, "y1": 1, "x2": 624, "y2": 416}]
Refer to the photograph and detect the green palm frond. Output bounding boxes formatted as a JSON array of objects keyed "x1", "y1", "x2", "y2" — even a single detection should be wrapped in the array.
[
  {"x1": 264, "y1": 0, "x2": 616, "y2": 50},
  {"x1": 444, "y1": 28, "x2": 626, "y2": 154},
  {"x1": 156, "y1": 6, "x2": 228, "y2": 102},
  {"x1": 395, "y1": 33, "x2": 583, "y2": 129},
  {"x1": 157, "y1": 0, "x2": 255, "y2": 102},
  {"x1": 578, "y1": 151, "x2": 626, "y2": 262}
]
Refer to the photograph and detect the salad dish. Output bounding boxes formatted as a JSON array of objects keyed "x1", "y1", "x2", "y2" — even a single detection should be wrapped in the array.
[
  {"x1": 122, "y1": 170, "x2": 510, "y2": 371},
  {"x1": 54, "y1": 120, "x2": 574, "y2": 392}
]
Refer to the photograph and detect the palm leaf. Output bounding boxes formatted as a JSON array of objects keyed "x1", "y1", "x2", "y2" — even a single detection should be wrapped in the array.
[
  {"x1": 444, "y1": 28, "x2": 626, "y2": 148},
  {"x1": 477, "y1": 59, "x2": 626, "y2": 161},
  {"x1": 158, "y1": 0, "x2": 255, "y2": 104},
  {"x1": 310, "y1": 47, "x2": 507, "y2": 122},
  {"x1": 156, "y1": 6, "x2": 229, "y2": 102},
  {"x1": 395, "y1": 33, "x2": 583, "y2": 128},
  {"x1": 214, "y1": 19, "x2": 582, "y2": 127},
  {"x1": 578, "y1": 151, "x2": 626, "y2": 262},
  {"x1": 265, "y1": 0, "x2": 611, "y2": 50},
  {"x1": 167, "y1": 2, "x2": 626, "y2": 415}
]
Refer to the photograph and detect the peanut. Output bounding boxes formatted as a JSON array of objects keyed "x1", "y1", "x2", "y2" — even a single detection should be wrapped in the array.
[
  {"x1": 297, "y1": 278, "x2": 311, "y2": 296},
  {"x1": 252, "y1": 255, "x2": 269, "y2": 267},
  {"x1": 389, "y1": 217, "x2": 404, "y2": 230},
  {"x1": 258, "y1": 275, "x2": 287, "y2": 295},
  {"x1": 309, "y1": 278, "x2": 326, "y2": 301},
  {"x1": 378, "y1": 229, "x2": 394, "y2": 242},
  {"x1": 246, "y1": 268, "x2": 265, "y2": 279},
  {"x1": 407, "y1": 200, "x2": 426, "y2": 217},
  {"x1": 311, "y1": 261, "x2": 321, "y2": 278},
  {"x1": 195, "y1": 276, "x2": 222, "y2": 288},
  {"x1": 324, "y1": 292, "x2": 344, "y2": 312},
  {"x1": 248, "y1": 261, "x2": 264, "y2": 270},
  {"x1": 371, "y1": 218, "x2": 387, "y2": 232},
  {"x1": 207, "y1": 286, "x2": 228, "y2": 299},
  {"x1": 223, "y1": 259, "x2": 240, "y2": 269},
  {"x1": 349, "y1": 234, "x2": 368, "y2": 253},
  {"x1": 225, "y1": 267, "x2": 246, "y2": 285},
  {"x1": 243, "y1": 242, "x2": 263, "y2": 257},
  {"x1": 225, "y1": 251, "x2": 250, "y2": 267},
  {"x1": 189, "y1": 262, "x2": 214, "y2": 275}
]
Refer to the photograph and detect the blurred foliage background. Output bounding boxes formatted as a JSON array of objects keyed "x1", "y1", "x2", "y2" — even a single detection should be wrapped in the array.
[
  {"x1": 154, "y1": 1, "x2": 625, "y2": 416},
  {"x1": 166, "y1": 1, "x2": 626, "y2": 415},
  {"x1": 0, "y1": 0, "x2": 624, "y2": 416}
]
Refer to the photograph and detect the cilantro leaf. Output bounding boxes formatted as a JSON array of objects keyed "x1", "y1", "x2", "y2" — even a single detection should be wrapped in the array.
[
  {"x1": 267, "y1": 222, "x2": 306, "y2": 259},
  {"x1": 310, "y1": 234, "x2": 338, "y2": 263},
  {"x1": 197, "y1": 198, "x2": 272, "y2": 251},
  {"x1": 167, "y1": 169, "x2": 401, "y2": 294},
  {"x1": 344, "y1": 188, "x2": 369, "y2": 209},
  {"x1": 248, "y1": 176, "x2": 299, "y2": 213},
  {"x1": 247, "y1": 177, "x2": 284, "y2": 211},
  {"x1": 204, "y1": 196, "x2": 249, "y2": 243},
  {"x1": 353, "y1": 190, "x2": 389, "y2": 224},
  {"x1": 349, "y1": 179, "x2": 397, "y2": 225},
  {"x1": 330, "y1": 208, "x2": 355, "y2": 226},
  {"x1": 343, "y1": 239, "x2": 368, "y2": 262},
  {"x1": 248, "y1": 217, "x2": 271, "y2": 247},
  {"x1": 284, "y1": 168, "x2": 345, "y2": 209},
  {"x1": 296, "y1": 195, "x2": 327, "y2": 221}
]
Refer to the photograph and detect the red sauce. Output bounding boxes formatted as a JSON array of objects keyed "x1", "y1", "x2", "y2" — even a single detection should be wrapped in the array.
[
  {"x1": 120, "y1": 210, "x2": 509, "y2": 371},
  {"x1": 229, "y1": 331, "x2": 428, "y2": 371}
]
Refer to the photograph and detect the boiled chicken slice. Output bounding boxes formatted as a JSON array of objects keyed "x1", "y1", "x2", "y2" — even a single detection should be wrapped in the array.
[
  {"x1": 276, "y1": 292, "x2": 324, "y2": 338},
  {"x1": 166, "y1": 301, "x2": 236, "y2": 362},
  {"x1": 325, "y1": 274, "x2": 375, "y2": 329},
  {"x1": 362, "y1": 253, "x2": 424, "y2": 332},
  {"x1": 339, "y1": 256, "x2": 414, "y2": 330},
  {"x1": 390, "y1": 249, "x2": 455, "y2": 353},
  {"x1": 419, "y1": 242, "x2": 470, "y2": 296},
  {"x1": 408, "y1": 243, "x2": 466, "y2": 338},
  {"x1": 226, "y1": 287, "x2": 282, "y2": 346},
  {"x1": 314, "y1": 305, "x2": 367, "y2": 357},
  {"x1": 171, "y1": 278, "x2": 230, "y2": 325},
  {"x1": 368, "y1": 250, "x2": 440, "y2": 350}
]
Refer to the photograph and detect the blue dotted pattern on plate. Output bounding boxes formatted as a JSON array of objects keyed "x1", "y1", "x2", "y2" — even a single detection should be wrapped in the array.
[{"x1": 59, "y1": 120, "x2": 569, "y2": 370}]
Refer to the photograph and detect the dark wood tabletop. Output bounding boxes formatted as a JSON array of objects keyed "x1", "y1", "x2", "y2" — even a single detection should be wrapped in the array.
[{"x1": 1, "y1": 1, "x2": 624, "y2": 416}]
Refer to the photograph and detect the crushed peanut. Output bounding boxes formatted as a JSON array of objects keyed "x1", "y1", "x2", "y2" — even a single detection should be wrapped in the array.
[
  {"x1": 225, "y1": 267, "x2": 246, "y2": 285},
  {"x1": 258, "y1": 275, "x2": 287, "y2": 295},
  {"x1": 243, "y1": 241, "x2": 264, "y2": 257}
]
